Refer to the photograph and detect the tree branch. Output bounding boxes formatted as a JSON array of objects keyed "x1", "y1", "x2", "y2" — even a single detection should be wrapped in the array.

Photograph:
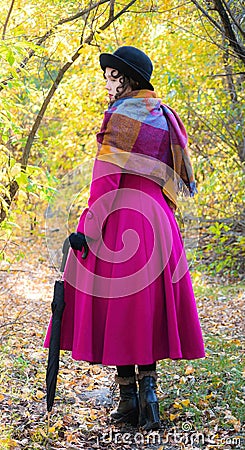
[
  {"x1": 214, "y1": 0, "x2": 245, "y2": 65},
  {"x1": 162, "y1": 17, "x2": 234, "y2": 57},
  {"x1": 221, "y1": 0, "x2": 245, "y2": 39},
  {"x1": 21, "y1": 42, "x2": 88, "y2": 171},
  {"x1": 109, "y1": 0, "x2": 115, "y2": 19},
  {"x1": 58, "y1": 0, "x2": 109, "y2": 25},
  {"x1": 191, "y1": 0, "x2": 245, "y2": 65},
  {"x1": 129, "y1": 1, "x2": 193, "y2": 14},
  {"x1": 190, "y1": 0, "x2": 224, "y2": 34},
  {"x1": 207, "y1": 71, "x2": 245, "y2": 77},
  {"x1": 100, "y1": 0, "x2": 137, "y2": 30},
  {"x1": 2, "y1": 0, "x2": 16, "y2": 40}
]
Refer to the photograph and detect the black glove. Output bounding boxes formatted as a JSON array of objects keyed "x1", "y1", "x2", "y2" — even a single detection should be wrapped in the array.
[{"x1": 69, "y1": 232, "x2": 89, "y2": 259}]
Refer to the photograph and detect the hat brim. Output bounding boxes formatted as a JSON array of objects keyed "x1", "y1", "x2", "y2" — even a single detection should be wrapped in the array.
[{"x1": 100, "y1": 53, "x2": 154, "y2": 91}]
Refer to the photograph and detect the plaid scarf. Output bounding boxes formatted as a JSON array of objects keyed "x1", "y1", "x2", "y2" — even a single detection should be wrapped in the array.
[{"x1": 96, "y1": 90, "x2": 197, "y2": 208}]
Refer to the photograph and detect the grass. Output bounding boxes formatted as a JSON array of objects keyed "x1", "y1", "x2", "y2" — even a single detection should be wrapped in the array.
[{"x1": 159, "y1": 334, "x2": 244, "y2": 428}]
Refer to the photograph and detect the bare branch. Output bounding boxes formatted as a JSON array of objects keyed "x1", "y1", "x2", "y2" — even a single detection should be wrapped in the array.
[
  {"x1": 58, "y1": 0, "x2": 109, "y2": 25},
  {"x1": 196, "y1": 6, "x2": 225, "y2": 51},
  {"x1": 100, "y1": 0, "x2": 137, "y2": 30},
  {"x1": 79, "y1": 1, "x2": 92, "y2": 45},
  {"x1": 191, "y1": 0, "x2": 245, "y2": 65},
  {"x1": 214, "y1": 0, "x2": 245, "y2": 64},
  {"x1": 2, "y1": 0, "x2": 16, "y2": 40},
  {"x1": 221, "y1": 0, "x2": 245, "y2": 38},
  {"x1": 109, "y1": 0, "x2": 115, "y2": 19},
  {"x1": 207, "y1": 71, "x2": 245, "y2": 77},
  {"x1": 188, "y1": 105, "x2": 239, "y2": 153},
  {"x1": 162, "y1": 18, "x2": 235, "y2": 57},
  {"x1": 190, "y1": 0, "x2": 224, "y2": 34},
  {"x1": 130, "y1": 1, "x2": 193, "y2": 14}
]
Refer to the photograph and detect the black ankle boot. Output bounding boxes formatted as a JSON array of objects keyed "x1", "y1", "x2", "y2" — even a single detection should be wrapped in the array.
[
  {"x1": 138, "y1": 374, "x2": 160, "y2": 431},
  {"x1": 110, "y1": 376, "x2": 139, "y2": 426}
]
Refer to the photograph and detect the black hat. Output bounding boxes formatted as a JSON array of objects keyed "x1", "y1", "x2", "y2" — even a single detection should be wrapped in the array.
[{"x1": 100, "y1": 46, "x2": 154, "y2": 91}]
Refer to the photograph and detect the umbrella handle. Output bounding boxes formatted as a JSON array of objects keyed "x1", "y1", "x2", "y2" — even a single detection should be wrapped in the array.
[{"x1": 60, "y1": 237, "x2": 70, "y2": 272}]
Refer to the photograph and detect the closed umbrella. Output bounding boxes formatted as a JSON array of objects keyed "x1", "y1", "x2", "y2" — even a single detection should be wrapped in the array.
[{"x1": 46, "y1": 238, "x2": 70, "y2": 413}]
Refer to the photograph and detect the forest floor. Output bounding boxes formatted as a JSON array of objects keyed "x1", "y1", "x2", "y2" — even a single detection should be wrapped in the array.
[{"x1": 0, "y1": 234, "x2": 244, "y2": 450}]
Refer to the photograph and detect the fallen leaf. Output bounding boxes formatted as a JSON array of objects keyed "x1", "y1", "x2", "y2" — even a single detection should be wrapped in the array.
[
  {"x1": 173, "y1": 401, "x2": 183, "y2": 409},
  {"x1": 35, "y1": 390, "x2": 45, "y2": 399},
  {"x1": 205, "y1": 393, "x2": 214, "y2": 400},
  {"x1": 170, "y1": 413, "x2": 179, "y2": 421},
  {"x1": 185, "y1": 365, "x2": 195, "y2": 375},
  {"x1": 230, "y1": 339, "x2": 241, "y2": 345}
]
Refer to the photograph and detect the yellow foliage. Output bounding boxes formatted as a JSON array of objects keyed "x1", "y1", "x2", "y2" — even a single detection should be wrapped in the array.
[{"x1": 0, "y1": 0, "x2": 243, "y2": 273}]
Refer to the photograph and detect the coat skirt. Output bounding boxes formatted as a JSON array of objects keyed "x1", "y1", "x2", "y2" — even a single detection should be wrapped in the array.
[{"x1": 44, "y1": 162, "x2": 205, "y2": 365}]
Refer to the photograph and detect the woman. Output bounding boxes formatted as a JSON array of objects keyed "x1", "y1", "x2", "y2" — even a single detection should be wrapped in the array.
[{"x1": 44, "y1": 46, "x2": 205, "y2": 431}]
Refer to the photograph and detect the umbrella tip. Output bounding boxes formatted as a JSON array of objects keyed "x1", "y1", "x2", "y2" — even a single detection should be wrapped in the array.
[{"x1": 47, "y1": 411, "x2": 51, "y2": 432}]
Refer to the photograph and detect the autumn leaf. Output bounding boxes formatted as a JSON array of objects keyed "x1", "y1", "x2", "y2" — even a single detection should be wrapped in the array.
[
  {"x1": 169, "y1": 413, "x2": 179, "y2": 421},
  {"x1": 35, "y1": 390, "x2": 45, "y2": 400},
  {"x1": 205, "y1": 393, "x2": 214, "y2": 400},
  {"x1": 173, "y1": 401, "x2": 183, "y2": 410},
  {"x1": 181, "y1": 399, "x2": 190, "y2": 407},
  {"x1": 185, "y1": 366, "x2": 195, "y2": 375},
  {"x1": 229, "y1": 339, "x2": 241, "y2": 345}
]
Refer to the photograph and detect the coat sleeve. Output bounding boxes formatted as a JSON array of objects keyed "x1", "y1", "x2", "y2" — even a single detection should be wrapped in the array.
[{"x1": 76, "y1": 159, "x2": 121, "y2": 240}]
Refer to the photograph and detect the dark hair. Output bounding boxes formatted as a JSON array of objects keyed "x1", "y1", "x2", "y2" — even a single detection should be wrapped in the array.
[{"x1": 104, "y1": 68, "x2": 141, "y2": 101}]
